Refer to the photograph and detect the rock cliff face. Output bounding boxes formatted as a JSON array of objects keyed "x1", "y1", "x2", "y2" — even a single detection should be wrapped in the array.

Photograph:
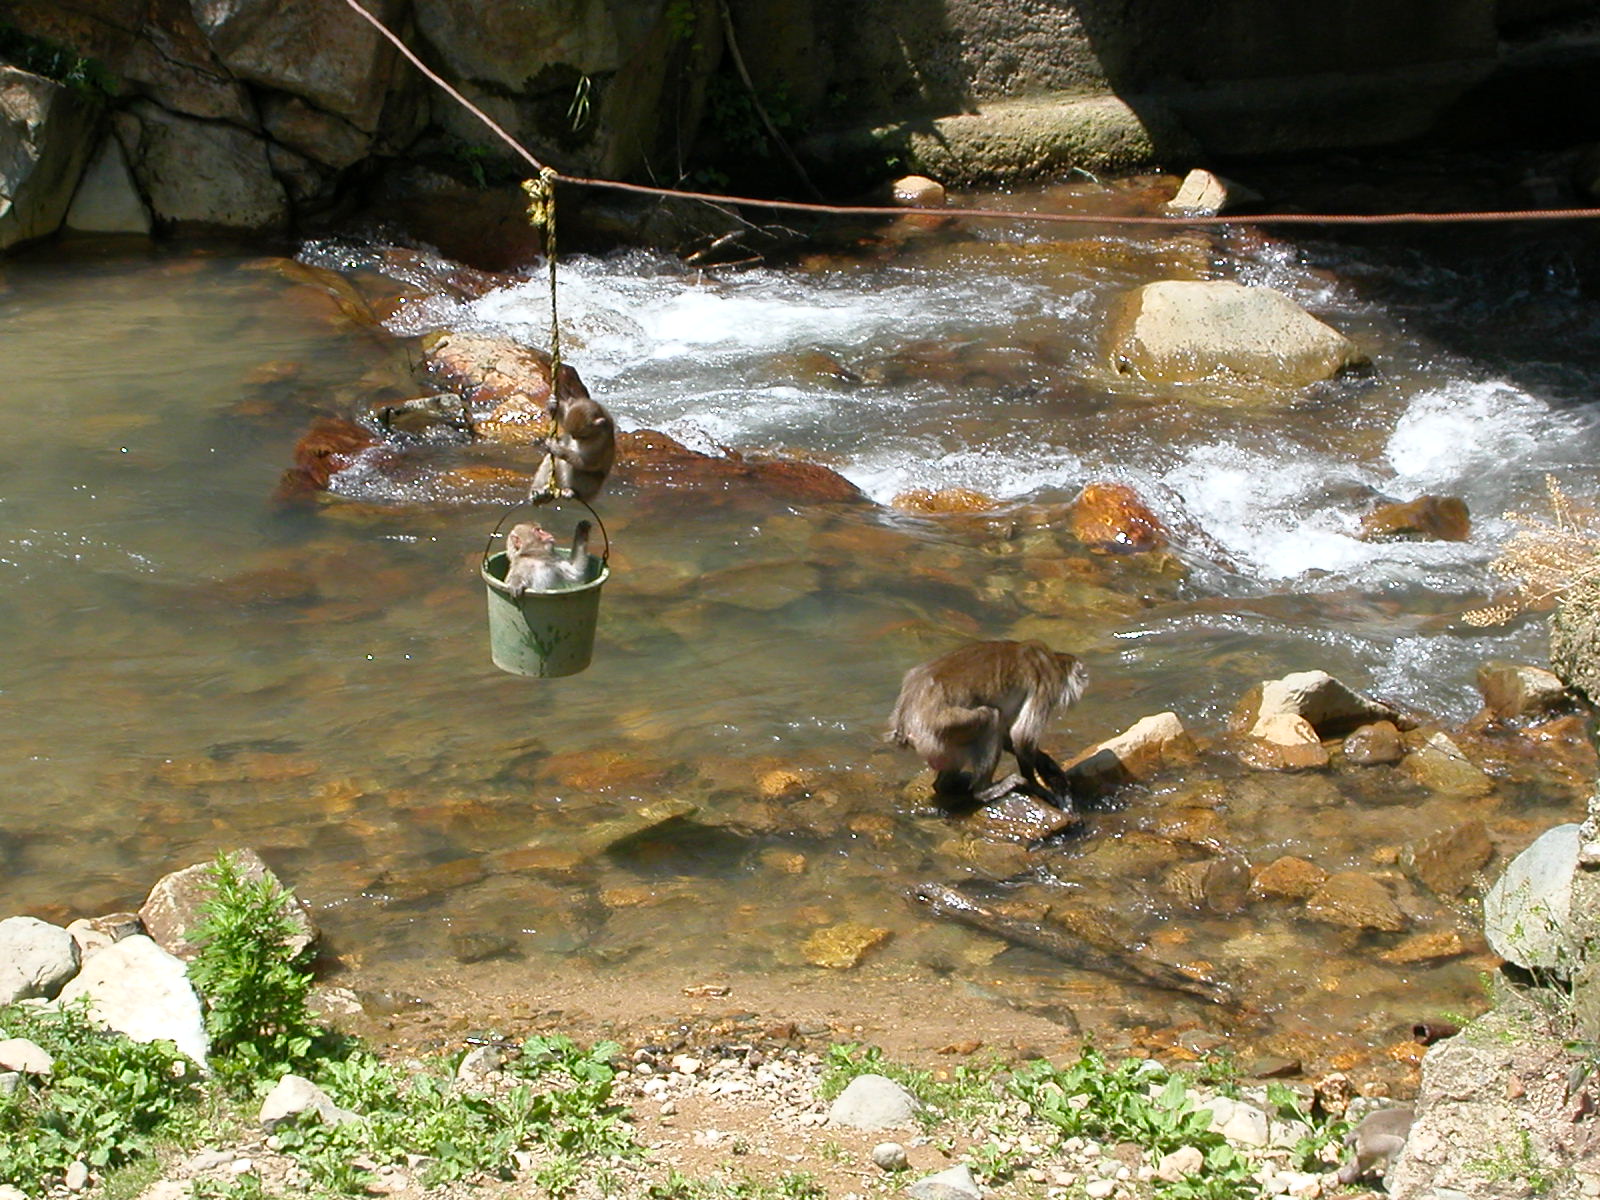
[{"x1": 0, "y1": 0, "x2": 1597, "y2": 249}]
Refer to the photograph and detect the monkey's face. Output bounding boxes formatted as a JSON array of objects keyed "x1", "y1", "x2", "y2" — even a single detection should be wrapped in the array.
[{"x1": 507, "y1": 523, "x2": 556, "y2": 555}]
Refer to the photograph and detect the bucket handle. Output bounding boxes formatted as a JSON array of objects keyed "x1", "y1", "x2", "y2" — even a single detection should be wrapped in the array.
[{"x1": 482, "y1": 495, "x2": 610, "y2": 572}]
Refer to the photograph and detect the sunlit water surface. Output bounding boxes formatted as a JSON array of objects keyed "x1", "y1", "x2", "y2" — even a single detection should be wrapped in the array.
[{"x1": 2, "y1": 183, "x2": 1597, "y2": 1076}]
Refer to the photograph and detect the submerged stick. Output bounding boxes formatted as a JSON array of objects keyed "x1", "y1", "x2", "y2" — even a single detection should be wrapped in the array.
[{"x1": 909, "y1": 882, "x2": 1233, "y2": 1006}]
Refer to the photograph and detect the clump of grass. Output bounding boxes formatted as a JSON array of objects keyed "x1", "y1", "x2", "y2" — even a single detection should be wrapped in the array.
[
  {"x1": 1465, "y1": 475, "x2": 1600, "y2": 626},
  {"x1": 187, "y1": 851, "x2": 321, "y2": 1087}
]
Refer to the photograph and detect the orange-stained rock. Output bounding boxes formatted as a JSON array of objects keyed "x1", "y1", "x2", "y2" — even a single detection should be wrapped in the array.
[
  {"x1": 615, "y1": 430, "x2": 864, "y2": 504},
  {"x1": 1250, "y1": 855, "x2": 1329, "y2": 901},
  {"x1": 1069, "y1": 481, "x2": 1168, "y2": 552},
  {"x1": 1360, "y1": 494, "x2": 1470, "y2": 542},
  {"x1": 276, "y1": 416, "x2": 376, "y2": 498},
  {"x1": 421, "y1": 330, "x2": 556, "y2": 409},
  {"x1": 1239, "y1": 713, "x2": 1330, "y2": 771},
  {"x1": 891, "y1": 487, "x2": 996, "y2": 514}
]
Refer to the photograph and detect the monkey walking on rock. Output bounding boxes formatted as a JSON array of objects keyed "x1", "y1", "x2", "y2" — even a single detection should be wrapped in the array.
[{"x1": 888, "y1": 639, "x2": 1088, "y2": 809}]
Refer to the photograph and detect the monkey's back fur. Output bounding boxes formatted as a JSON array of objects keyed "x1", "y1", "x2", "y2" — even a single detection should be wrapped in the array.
[{"x1": 887, "y1": 639, "x2": 1087, "y2": 775}]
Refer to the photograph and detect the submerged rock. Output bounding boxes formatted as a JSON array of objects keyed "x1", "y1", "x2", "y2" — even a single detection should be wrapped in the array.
[
  {"x1": 1359, "y1": 494, "x2": 1470, "y2": 542},
  {"x1": 1342, "y1": 720, "x2": 1406, "y2": 765},
  {"x1": 1404, "y1": 819, "x2": 1492, "y2": 899},
  {"x1": 1105, "y1": 280, "x2": 1367, "y2": 389},
  {"x1": 1304, "y1": 872, "x2": 1408, "y2": 933},
  {"x1": 1069, "y1": 481, "x2": 1169, "y2": 552},
  {"x1": 802, "y1": 922, "x2": 893, "y2": 969}
]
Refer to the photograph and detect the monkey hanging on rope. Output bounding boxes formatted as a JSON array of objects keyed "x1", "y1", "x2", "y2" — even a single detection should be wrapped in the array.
[{"x1": 522, "y1": 173, "x2": 617, "y2": 504}]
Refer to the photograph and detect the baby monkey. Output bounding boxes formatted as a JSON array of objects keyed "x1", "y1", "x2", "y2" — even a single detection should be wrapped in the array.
[
  {"x1": 531, "y1": 363, "x2": 616, "y2": 502},
  {"x1": 503, "y1": 520, "x2": 593, "y2": 597},
  {"x1": 888, "y1": 639, "x2": 1087, "y2": 809}
]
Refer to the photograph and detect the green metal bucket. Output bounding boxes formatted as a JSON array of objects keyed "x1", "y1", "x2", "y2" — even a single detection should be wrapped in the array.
[{"x1": 481, "y1": 501, "x2": 611, "y2": 678}]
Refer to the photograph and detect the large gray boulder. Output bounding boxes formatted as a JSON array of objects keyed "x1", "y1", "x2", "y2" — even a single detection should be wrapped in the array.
[
  {"x1": 114, "y1": 101, "x2": 286, "y2": 231},
  {"x1": 1483, "y1": 823, "x2": 1582, "y2": 974},
  {"x1": 190, "y1": 0, "x2": 403, "y2": 133},
  {"x1": 57, "y1": 934, "x2": 209, "y2": 1067},
  {"x1": 1105, "y1": 281, "x2": 1367, "y2": 389},
  {"x1": 139, "y1": 848, "x2": 317, "y2": 962},
  {"x1": 0, "y1": 67, "x2": 100, "y2": 250},
  {"x1": 0, "y1": 916, "x2": 81, "y2": 1003}
]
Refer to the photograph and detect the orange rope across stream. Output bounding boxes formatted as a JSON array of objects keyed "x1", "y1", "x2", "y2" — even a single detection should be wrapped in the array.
[{"x1": 340, "y1": 0, "x2": 1600, "y2": 230}]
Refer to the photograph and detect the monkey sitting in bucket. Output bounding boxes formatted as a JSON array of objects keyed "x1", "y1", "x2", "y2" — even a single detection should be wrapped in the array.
[{"x1": 503, "y1": 520, "x2": 593, "y2": 597}]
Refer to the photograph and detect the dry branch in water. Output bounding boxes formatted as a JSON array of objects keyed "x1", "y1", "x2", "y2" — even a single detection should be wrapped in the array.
[{"x1": 1464, "y1": 476, "x2": 1600, "y2": 626}]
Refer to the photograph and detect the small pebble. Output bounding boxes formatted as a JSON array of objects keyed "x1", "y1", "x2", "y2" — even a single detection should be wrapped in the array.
[{"x1": 872, "y1": 1142, "x2": 909, "y2": 1171}]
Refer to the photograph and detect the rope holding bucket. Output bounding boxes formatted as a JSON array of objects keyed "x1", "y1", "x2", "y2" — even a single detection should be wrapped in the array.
[{"x1": 481, "y1": 495, "x2": 611, "y2": 678}]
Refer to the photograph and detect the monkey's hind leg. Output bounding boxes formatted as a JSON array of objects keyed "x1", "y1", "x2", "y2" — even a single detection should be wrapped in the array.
[{"x1": 1016, "y1": 747, "x2": 1075, "y2": 810}]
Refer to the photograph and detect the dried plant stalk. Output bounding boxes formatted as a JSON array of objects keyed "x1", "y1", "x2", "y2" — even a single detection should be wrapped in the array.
[{"x1": 1464, "y1": 476, "x2": 1600, "y2": 626}]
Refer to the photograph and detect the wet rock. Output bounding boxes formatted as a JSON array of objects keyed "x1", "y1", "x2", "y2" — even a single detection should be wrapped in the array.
[
  {"x1": 140, "y1": 849, "x2": 317, "y2": 961},
  {"x1": 1065, "y1": 711, "x2": 1196, "y2": 799},
  {"x1": 932, "y1": 834, "x2": 1036, "y2": 881},
  {"x1": 1379, "y1": 930, "x2": 1468, "y2": 965},
  {"x1": 828, "y1": 1073, "x2": 920, "y2": 1129},
  {"x1": 1069, "y1": 481, "x2": 1169, "y2": 552},
  {"x1": 891, "y1": 487, "x2": 996, "y2": 514},
  {"x1": 802, "y1": 922, "x2": 893, "y2": 969},
  {"x1": 1475, "y1": 661, "x2": 1571, "y2": 722},
  {"x1": 369, "y1": 394, "x2": 474, "y2": 444},
  {"x1": 0, "y1": 67, "x2": 99, "y2": 251},
  {"x1": 1360, "y1": 494, "x2": 1470, "y2": 542},
  {"x1": 964, "y1": 792, "x2": 1082, "y2": 843},
  {"x1": 1239, "y1": 713, "x2": 1329, "y2": 771},
  {"x1": 259, "y1": 1073, "x2": 360, "y2": 1131},
  {"x1": 891, "y1": 174, "x2": 946, "y2": 208},
  {"x1": 1304, "y1": 872, "x2": 1408, "y2": 933},
  {"x1": 1105, "y1": 280, "x2": 1366, "y2": 389},
  {"x1": 615, "y1": 430, "x2": 865, "y2": 505},
  {"x1": 1404, "y1": 819, "x2": 1492, "y2": 898},
  {"x1": 57, "y1": 935, "x2": 209, "y2": 1066},
  {"x1": 1483, "y1": 823, "x2": 1581, "y2": 974},
  {"x1": 0, "y1": 915, "x2": 80, "y2": 1003},
  {"x1": 421, "y1": 330, "x2": 555, "y2": 410},
  {"x1": 1400, "y1": 732, "x2": 1494, "y2": 797},
  {"x1": 1250, "y1": 856, "x2": 1329, "y2": 902},
  {"x1": 698, "y1": 561, "x2": 823, "y2": 611},
  {"x1": 1342, "y1": 720, "x2": 1405, "y2": 765},
  {"x1": 1234, "y1": 670, "x2": 1403, "y2": 738},
  {"x1": 277, "y1": 416, "x2": 377, "y2": 498},
  {"x1": 1162, "y1": 168, "x2": 1261, "y2": 215},
  {"x1": 1166, "y1": 855, "x2": 1251, "y2": 913},
  {"x1": 906, "y1": 1164, "x2": 982, "y2": 1200}
]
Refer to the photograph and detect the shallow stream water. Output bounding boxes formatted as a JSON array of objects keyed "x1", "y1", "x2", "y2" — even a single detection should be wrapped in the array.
[{"x1": 3, "y1": 173, "x2": 1598, "y2": 1080}]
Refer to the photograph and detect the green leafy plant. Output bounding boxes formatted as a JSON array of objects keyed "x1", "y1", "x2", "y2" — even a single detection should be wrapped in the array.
[
  {"x1": 187, "y1": 852, "x2": 319, "y2": 1086},
  {"x1": 0, "y1": 1000, "x2": 201, "y2": 1192},
  {"x1": 1010, "y1": 1046, "x2": 1257, "y2": 1199},
  {"x1": 0, "y1": 23, "x2": 116, "y2": 96}
]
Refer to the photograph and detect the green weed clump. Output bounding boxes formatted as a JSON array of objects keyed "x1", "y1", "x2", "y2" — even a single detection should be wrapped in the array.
[
  {"x1": 0, "y1": 1001, "x2": 201, "y2": 1192},
  {"x1": 187, "y1": 851, "x2": 321, "y2": 1087}
]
